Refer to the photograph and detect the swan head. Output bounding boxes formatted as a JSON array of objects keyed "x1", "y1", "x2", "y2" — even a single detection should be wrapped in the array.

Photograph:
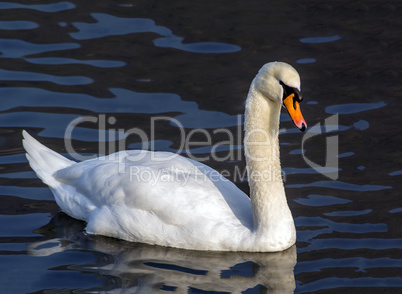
[{"x1": 254, "y1": 62, "x2": 307, "y2": 131}]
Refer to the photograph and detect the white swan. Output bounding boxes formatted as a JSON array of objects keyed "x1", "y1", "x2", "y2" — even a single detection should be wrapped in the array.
[{"x1": 23, "y1": 61, "x2": 307, "y2": 252}]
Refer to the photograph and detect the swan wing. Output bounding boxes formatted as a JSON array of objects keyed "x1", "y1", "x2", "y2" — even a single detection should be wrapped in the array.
[{"x1": 53, "y1": 150, "x2": 253, "y2": 249}]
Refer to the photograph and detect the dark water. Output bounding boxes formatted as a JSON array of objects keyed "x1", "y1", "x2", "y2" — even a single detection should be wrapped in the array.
[{"x1": 0, "y1": 0, "x2": 401, "y2": 293}]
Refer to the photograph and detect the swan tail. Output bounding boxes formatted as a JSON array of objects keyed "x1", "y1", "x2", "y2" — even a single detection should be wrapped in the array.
[{"x1": 22, "y1": 130, "x2": 75, "y2": 187}]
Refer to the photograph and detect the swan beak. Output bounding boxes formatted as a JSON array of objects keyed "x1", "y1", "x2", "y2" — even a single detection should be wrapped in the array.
[{"x1": 283, "y1": 94, "x2": 307, "y2": 131}]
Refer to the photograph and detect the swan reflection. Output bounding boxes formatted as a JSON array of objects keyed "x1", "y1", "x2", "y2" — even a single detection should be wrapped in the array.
[{"x1": 29, "y1": 213, "x2": 296, "y2": 293}]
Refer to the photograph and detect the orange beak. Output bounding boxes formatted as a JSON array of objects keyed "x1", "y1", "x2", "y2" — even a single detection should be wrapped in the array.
[{"x1": 283, "y1": 94, "x2": 307, "y2": 131}]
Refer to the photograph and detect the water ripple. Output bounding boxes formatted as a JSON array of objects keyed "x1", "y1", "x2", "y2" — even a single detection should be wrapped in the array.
[
  {"x1": 70, "y1": 13, "x2": 171, "y2": 40},
  {"x1": 25, "y1": 57, "x2": 126, "y2": 68},
  {"x1": 0, "y1": 214, "x2": 49, "y2": 237},
  {"x1": 154, "y1": 37, "x2": 241, "y2": 53},
  {"x1": 296, "y1": 58, "x2": 316, "y2": 64},
  {"x1": 324, "y1": 209, "x2": 372, "y2": 217},
  {"x1": 287, "y1": 180, "x2": 391, "y2": 191},
  {"x1": 298, "y1": 277, "x2": 402, "y2": 292},
  {"x1": 70, "y1": 13, "x2": 240, "y2": 53},
  {"x1": 389, "y1": 208, "x2": 402, "y2": 214},
  {"x1": 353, "y1": 120, "x2": 369, "y2": 130},
  {"x1": 0, "y1": 87, "x2": 240, "y2": 140},
  {"x1": 0, "y1": 1, "x2": 75, "y2": 12},
  {"x1": 337, "y1": 151, "x2": 354, "y2": 158},
  {"x1": 0, "y1": 111, "x2": 99, "y2": 138},
  {"x1": 0, "y1": 39, "x2": 79, "y2": 58},
  {"x1": 0, "y1": 69, "x2": 92, "y2": 85},
  {"x1": 300, "y1": 35, "x2": 342, "y2": 43},
  {"x1": 297, "y1": 257, "x2": 402, "y2": 274},
  {"x1": 0, "y1": 186, "x2": 52, "y2": 201},
  {"x1": 300, "y1": 238, "x2": 402, "y2": 252},
  {"x1": 296, "y1": 216, "x2": 387, "y2": 243},
  {"x1": 326, "y1": 102, "x2": 387, "y2": 114},
  {"x1": 1, "y1": 87, "x2": 238, "y2": 128},
  {"x1": 389, "y1": 170, "x2": 402, "y2": 176},
  {"x1": 294, "y1": 194, "x2": 351, "y2": 207},
  {"x1": 283, "y1": 167, "x2": 341, "y2": 176},
  {"x1": 296, "y1": 216, "x2": 387, "y2": 235},
  {"x1": 0, "y1": 21, "x2": 38, "y2": 30}
]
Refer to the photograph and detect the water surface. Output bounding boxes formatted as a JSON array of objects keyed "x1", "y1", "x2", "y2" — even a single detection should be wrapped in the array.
[{"x1": 0, "y1": 0, "x2": 401, "y2": 293}]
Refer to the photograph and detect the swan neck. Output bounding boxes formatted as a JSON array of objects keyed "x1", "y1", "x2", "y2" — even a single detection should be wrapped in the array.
[
  {"x1": 244, "y1": 85, "x2": 292, "y2": 239},
  {"x1": 244, "y1": 85, "x2": 283, "y2": 187}
]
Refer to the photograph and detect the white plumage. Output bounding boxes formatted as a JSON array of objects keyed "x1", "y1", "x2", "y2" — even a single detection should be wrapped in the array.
[{"x1": 23, "y1": 62, "x2": 306, "y2": 252}]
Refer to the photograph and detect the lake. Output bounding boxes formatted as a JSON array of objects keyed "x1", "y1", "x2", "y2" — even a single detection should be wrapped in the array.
[{"x1": 0, "y1": 0, "x2": 401, "y2": 293}]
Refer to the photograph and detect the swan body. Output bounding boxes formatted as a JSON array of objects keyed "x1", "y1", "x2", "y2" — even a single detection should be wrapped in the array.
[{"x1": 23, "y1": 62, "x2": 307, "y2": 252}]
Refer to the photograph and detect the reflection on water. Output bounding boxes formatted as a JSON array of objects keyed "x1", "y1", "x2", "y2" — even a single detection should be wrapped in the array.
[
  {"x1": 26, "y1": 213, "x2": 296, "y2": 293},
  {"x1": 0, "y1": 0, "x2": 401, "y2": 293}
]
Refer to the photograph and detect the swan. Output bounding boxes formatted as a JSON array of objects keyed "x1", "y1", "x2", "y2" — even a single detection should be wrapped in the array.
[{"x1": 23, "y1": 61, "x2": 307, "y2": 252}]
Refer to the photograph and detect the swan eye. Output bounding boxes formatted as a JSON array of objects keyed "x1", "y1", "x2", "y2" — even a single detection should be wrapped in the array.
[
  {"x1": 294, "y1": 89, "x2": 303, "y2": 102},
  {"x1": 279, "y1": 81, "x2": 302, "y2": 103}
]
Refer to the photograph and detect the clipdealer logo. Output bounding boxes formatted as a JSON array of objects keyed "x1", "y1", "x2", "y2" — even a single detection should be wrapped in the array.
[{"x1": 63, "y1": 114, "x2": 339, "y2": 182}]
